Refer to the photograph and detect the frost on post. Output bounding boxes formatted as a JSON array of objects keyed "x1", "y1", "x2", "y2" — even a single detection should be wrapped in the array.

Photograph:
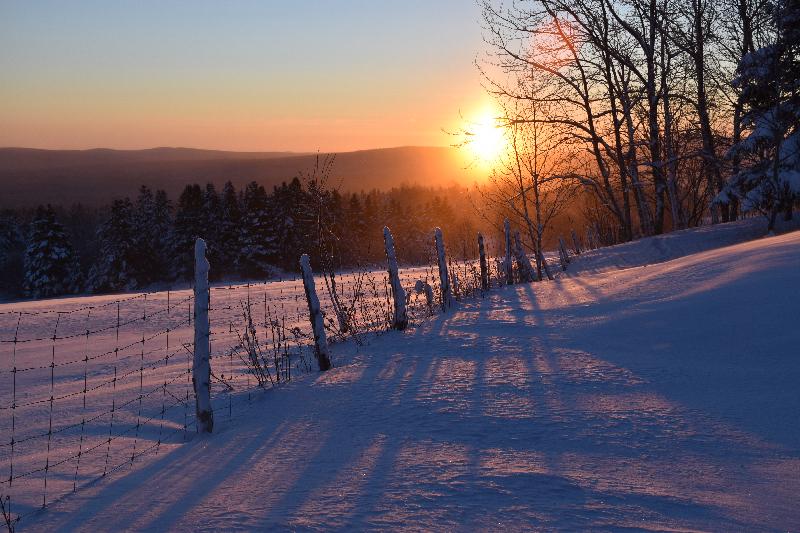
[
  {"x1": 434, "y1": 227, "x2": 451, "y2": 310},
  {"x1": 478, "y1": 232, "x2": 489, "y2": 291},
  {"x1": 383, "y1": 227, "x2": 408, "y2": 330},
  {"x1": 192, "y1": 238, "x2": 213, "y2": 433},
  {"x1": 503, "y1": 219, "x2": 513, "y2": 284},
  {"x1": 300, "y1": 254, "x2": 332, "y2": 371},
  {"x1": 512, "y1": 231, "x2": 535, "y2": 283}
]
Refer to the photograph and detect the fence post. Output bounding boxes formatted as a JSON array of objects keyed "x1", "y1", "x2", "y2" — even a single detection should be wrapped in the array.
[
  {"x1": 559, "y1": 236, "x2": 571, "y2": 266},
  {"x1": 434, "y1": 227, "x2": 451, "y2": 310},
  {"x1": 512, "y1": 230, "x2": 535, "y2": 282},
  {"x1": 383, "y1": 227, "x2": 408, "y2": 330},
  {"x1": 504, "y1": 218, "x2": 513, "y2": 284},
  {"x1": 193, "y1": 238, "x2": 213, "y2": 433},
  {"x1": 539, "y1": 249, "x2": 554, "y2": 280},
  {"x1": 300, "y1": 254, "x2": 332, "y2": 371},
  {"x1": 570, "y1": 228, "x2": 582, "y2": 254},
  {"x1": 478, "y1": 232, "x2": 489, "y2": 291}
]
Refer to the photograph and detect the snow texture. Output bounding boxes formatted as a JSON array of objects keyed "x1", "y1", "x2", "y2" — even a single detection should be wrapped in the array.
[{"x1": 8, "y1": 219, "x2": 800, "y2": 531}]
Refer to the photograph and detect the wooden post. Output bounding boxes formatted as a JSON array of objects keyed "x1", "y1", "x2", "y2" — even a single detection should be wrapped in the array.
[
  {"x1": 512, "y1": 230, "x2": 535, "y2": 282},
  {"x1": 539, "y1": 249, "x2": 554, "y2": 280},
  {"x1": 559, "y1": 236, "x2": 571, "y2": 265},
  {"x1": 434, "y1": 227, "x2": 451, "y2": 310},
  {"x1": 383, "y1": 227, "x2": 408, "y2": 330},
  {"x1": 570, "y1": 228, "x2": 582, "y2": 254},
  {"x1": 478, "y1": 232, "x2": 489, "y2": 291},
  {"x1": 300, "y1": 254, "x2": 332, "y2": 371},
  {"x1": 504, "y1": 218, "x2": 513, "y2": 284},
  {"x1": 193, "y1": 238, "x2": 213, "y2": 433},
  {"x1": 558, "y1": 238, "x2": 568, "y2": 271}
]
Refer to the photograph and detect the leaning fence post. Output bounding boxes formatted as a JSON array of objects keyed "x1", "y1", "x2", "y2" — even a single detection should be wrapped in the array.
[
  {"x1": 512, "y1": 230, "x2": 535, "y2": 282},
  {"x1": 300, "y1": 254, "x2": 332, "y2": 371},
  {"x1": 558, "y1": 236, "x2": 571, "y2": 265},
  {"x1": 193, "y1": 238, "x2": 213, "y2": 433},
  {"x1": 558, "y1": 238, "x2": 568, "y2": 271},
  {"x1": 478, "y1": 232, "x2": 489, "y2": 291},
  {"x1": 504, "y1": 219, "x2": 513, "y2": 284},
  {"x1": 383, "y1": 227, "x2": 408, "y2": 330},
  {"x1": 434, "y1": 227, "x2": 451, "y2": 310},
  {"x1": 570, "y1": 228, "x2": 582, "y2": 254}
]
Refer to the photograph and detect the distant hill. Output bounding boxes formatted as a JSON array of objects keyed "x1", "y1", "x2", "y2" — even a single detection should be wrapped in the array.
[{"x1": 0, "y1": 146, "x2": 480, "y2": 207}]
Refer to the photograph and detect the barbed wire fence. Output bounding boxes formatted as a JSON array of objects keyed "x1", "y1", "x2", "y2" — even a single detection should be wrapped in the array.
[{"x1": 0, "y1": 220, "x2": 600, "y2": 531}]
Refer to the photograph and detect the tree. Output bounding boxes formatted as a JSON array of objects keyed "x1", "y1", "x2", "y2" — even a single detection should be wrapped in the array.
[
  {"x1": 172, "y1": 184, "x2": 205, "y2": 280},
  {"x1": 24, "y1": 205, "x2": 79, "y2": 298},
  {"x1": 238, "y1": 181, "x2": 276, "y2": 277},
  {"x1": 725, "y1": 0, "x2": 800, "y2": 230},
  {"x1": 89, "y1": 198, "x2": 138, "y2": 292}
]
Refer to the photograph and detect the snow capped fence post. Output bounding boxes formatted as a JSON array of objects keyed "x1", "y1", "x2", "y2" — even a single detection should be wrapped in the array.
[
  {"x1": 504, "y1": 219, "x2": 513, "y2": 284},
  {"x1": 300, "y1": 254, "x2": 332, "y2": 371},
  {"x1": 434, "y1": 227, "x2": 452, "y2": 310},
  {"x1": 383, "y1": 226, "x2": 408, "y2": 330},
  {"x1": 192, "y1": 238, "x2": 213, "y2": 433},
  {"x1": 478, "y1": 232, "x2": 489, "y2": 291},
  {"x1": 570, "y1": 228, "x2": 582, "y2": 254},
  {"x1": 512, "y1": 231, "x2": 535, "y2": 282},
  {"x1": 539, "y1": 250, "x2": 554, "y2": 280}
]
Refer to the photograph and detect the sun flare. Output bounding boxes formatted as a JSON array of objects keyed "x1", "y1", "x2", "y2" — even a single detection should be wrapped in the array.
[{"x1": 469, "y1": 110, "x2": 506, "y2": 162}]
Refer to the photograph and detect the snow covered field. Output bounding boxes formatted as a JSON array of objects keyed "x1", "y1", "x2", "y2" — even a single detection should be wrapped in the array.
[{"x1": 5, "y1": 219, "x2": 800, "y2": 530}]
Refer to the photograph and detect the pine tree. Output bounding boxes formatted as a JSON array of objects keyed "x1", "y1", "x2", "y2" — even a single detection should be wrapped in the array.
[
  {"x1": 726, "y1": 0, "x2": 800, "y2": 230},
  {"x1": 24, "y1": 205, "x2": 79, "y2": 298},
  {"x1": 201, "y1": 183, "x2": 223, "y2": 279},
  {"x1": 0, "y1": 211, "x2": 26, "y2": 297},
  {"x1": 89, "y1": 198, "x2": 138, "y2": 292},
  {"x1": 172, "y1": 184, "x2": 204, "y2": 280},
  {"x1": 271, "y1": 178, "x2": 309, "y2": 269},
  {"x1": 218, "y1": 181, "x2": 242, "y2": 276},
  {"x1": 238, "y1": 181, "x2": 276, "y2": 277}
]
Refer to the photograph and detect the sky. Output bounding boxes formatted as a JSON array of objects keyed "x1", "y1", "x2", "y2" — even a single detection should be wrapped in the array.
[{"x1": 0, "y1": 0, "x2": 493, "y2": 152}]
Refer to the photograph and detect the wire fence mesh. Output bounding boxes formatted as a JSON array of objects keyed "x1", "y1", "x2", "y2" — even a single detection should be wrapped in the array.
[{"x1": 0, "y1": 229, "x2": 576, "y2": 530}]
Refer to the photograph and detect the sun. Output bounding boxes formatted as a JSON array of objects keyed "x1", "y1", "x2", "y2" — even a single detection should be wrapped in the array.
[{"x1": 468, "y1": 110, "x2": 506, "y2": 162}]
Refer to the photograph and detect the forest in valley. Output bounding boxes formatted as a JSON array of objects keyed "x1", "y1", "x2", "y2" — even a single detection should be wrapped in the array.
[{"x1": 0, "y1": 178, "x2": 489, "y2": 300}]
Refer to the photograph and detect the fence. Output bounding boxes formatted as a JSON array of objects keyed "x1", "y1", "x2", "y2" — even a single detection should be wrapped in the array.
[{"x1": 0, "y1": 221, "x2": 599, "y2": 531}]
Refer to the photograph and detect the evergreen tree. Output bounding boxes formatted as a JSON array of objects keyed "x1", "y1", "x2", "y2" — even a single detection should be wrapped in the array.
[
  {"x1": 271, "y1": 178, "x2": 309, "y2": 269},
  {"x1": 131, "y1": 186, "x2": 173, "y2": 285},
  {"x1": 172, "y1": 184, "x2": 204, "y2": 280},
  {"x1": 201, "y1": 183, "x2": 223, "y2": 279},
  {"x1": 218, "y1": 181, "x2": 241, "y2": 276},
  {"x1": 24, "y1": 205, "x2": 79, "y2": 298},
  {"x1": 726, "y1": 0, "x2": 800, "y2": 229},
  {"x1": 89, "y1": 198, "x2": 138, "y2": 292},
  {"x1": 0, "y1": 211, "x2": 26, "y2": 297},
  {"x1": 238, "y1": 181, "x2": 276, "y2": 277}
]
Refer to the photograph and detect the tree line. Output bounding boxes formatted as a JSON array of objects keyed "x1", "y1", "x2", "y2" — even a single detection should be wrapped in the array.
[
  {"x1": 477, "y1": 0, "x2": 798, "y2": 238},
  {"x1": 0, "y1": 179, "x2": 479, "y2": 300}
]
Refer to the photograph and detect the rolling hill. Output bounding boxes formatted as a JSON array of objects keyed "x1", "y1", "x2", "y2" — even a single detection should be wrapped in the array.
[{"x1": 0, "y1": 146, "x2": 481, "y2": 207}]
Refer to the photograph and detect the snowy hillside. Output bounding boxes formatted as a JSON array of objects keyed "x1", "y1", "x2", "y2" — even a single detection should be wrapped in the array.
[{"x1": 16, "y1": 223, "x2": 800, "y2": 531}]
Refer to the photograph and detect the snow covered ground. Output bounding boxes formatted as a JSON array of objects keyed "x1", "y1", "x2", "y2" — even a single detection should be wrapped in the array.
[{"x1": 9, "y1": 219, "x2": 800, "y2": 531}]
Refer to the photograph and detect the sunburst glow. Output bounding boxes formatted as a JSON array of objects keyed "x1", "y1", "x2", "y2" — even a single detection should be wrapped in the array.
[{"x1": 469, "y1": 110, "x2": 507, "y2": 162}]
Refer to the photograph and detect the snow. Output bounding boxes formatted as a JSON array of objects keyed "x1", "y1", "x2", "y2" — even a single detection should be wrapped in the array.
[{"x1": 6, "y1": 220, "x2": 800, "y2": 530}]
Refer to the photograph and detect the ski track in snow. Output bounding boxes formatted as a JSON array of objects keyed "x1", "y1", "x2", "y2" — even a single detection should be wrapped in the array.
[{"x1": 7, "y1": 219, "x2": 800, "y2": 531}]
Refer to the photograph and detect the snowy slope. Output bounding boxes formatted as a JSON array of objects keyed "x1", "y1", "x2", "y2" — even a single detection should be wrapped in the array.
[{"x1": 18, "y1": 225, "x2": 800, "y2": 531}]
